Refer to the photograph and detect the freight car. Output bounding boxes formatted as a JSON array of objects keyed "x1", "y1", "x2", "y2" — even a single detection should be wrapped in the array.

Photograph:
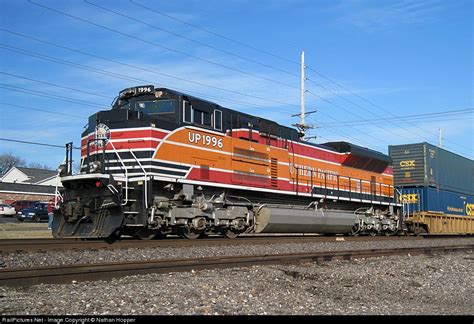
[
  {"x1": 52, "y1": 85, "x2": 402, "y2": 239},
  {"x1": 389, "y1": 143, "x2": 474, "y2": 234}
]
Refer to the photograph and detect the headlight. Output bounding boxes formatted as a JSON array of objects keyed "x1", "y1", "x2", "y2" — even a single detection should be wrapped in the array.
[
  {"x1": 28, "y1": 212, "x2": 35, "y2": 216},
  {"x1": 89, "y1": 161, "x2": 102, "y2": 173}
]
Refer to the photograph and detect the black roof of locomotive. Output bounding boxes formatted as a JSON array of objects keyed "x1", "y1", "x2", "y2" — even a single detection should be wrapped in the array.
[
  {"x1": 322, "y1": 141, "x2": 391, "y2": 163},
  {"x1": 156, "y1": 87, "x2": 295, "y2": 132}
]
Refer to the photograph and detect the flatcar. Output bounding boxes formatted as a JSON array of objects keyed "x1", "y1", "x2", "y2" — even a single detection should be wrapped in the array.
[{"x1": 53, "y1": 85, "x2": 402, "y2": 239}]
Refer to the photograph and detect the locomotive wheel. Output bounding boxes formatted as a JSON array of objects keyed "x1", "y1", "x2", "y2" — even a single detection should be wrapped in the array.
[
  {"x1": 348, "y1": 223, "x2": 360, "y2": 236},
  {"x1": 183, "y1": 232, "x2": 200, "y2": 239},
  {"x1": 179, "y1": 227, "x2": 201, "y2": 239},
  {"x1": 134, "y1": 228, "x2": 161, "y2": 240},
  {"x1": 384, "y1": 230, "x2": 396, "y2": 236},
  {"x1": 199, "y1": 232, "x2": 209, "y2": 239},
  {"x1": 224, "y1": 229, "x2": 240, "y2": 239}
]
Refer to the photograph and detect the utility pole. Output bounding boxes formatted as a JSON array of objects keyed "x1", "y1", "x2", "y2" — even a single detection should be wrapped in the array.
[
  {"x1": 438, "y1": 128, "x2": 442, "y2": 147},
  {"x1": 301, "y1": 50, "x2": 305, "y2": 127},
  {"x1": 292, "y1": 50, "x2": 314, "y2": 139},
  {"x1": 292, "y1": 50, "x2": 313, "y2": 139}
]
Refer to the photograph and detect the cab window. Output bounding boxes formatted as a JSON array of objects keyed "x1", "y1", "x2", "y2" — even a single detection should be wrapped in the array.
[
  {"x1": 193, "y1": 109, "x2": 203, "y2": 124},
  {"x1": 183, "y1": 101, "x2": 192, "y2": 123},
  {"x1": 214, "y1": 110, "x2": 222, "y2": 130},
  {"x1": 136, "y1": 100, "x2": 176, "y2": 114}
]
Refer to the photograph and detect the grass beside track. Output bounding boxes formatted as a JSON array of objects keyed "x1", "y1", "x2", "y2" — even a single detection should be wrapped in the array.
[{"x1": 0, "y1": 222, "x2": 53, "y2": 239}]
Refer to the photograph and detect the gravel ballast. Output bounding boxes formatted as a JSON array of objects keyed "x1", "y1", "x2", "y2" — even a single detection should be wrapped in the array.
[
  {"x1": 1, "y1": 238, "x2": 473, "y2": 315},
  {"x1": 1, "y1": 237, "x2": 473, "y2": 269},
  {"x1": 0, "y1": 252, "x2": 472, "y2": 315}
]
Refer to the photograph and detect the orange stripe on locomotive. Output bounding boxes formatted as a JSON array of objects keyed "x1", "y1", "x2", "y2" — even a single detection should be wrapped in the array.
[{"x1": 153, "y1": 127, "x2": 394, "y2": 198}]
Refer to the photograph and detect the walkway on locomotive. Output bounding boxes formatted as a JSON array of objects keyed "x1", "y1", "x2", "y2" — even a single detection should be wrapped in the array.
[{"x1": 80, "y1": 86, "x2": 396, "y2": 206}]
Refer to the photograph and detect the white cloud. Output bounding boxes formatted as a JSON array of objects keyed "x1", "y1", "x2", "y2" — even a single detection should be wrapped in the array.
[{"x1": 328, "y1": 0, "x2": 447, "y2": 31}]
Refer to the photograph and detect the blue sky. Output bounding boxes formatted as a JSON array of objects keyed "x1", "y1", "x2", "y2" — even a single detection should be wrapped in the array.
[{"x1": 0, "y1": 0, "x2": 472, "y2": 170}]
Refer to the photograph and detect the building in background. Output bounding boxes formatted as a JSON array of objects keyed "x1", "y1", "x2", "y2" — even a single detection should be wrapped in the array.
[
  {"x1": 0, "y1": 167, "x2": 62, "y2": 205},
  {"x1": 1, "y1": 166, "x2": 61, "y2": 186}
]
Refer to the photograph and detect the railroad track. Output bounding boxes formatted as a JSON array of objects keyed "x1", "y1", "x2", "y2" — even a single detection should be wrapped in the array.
[
  {"x1": 1, "y1": 244, "x2": 472, "y2": 287},
  {"x1": 0, "y1": 235, "x2": 438, "y2": 253}
]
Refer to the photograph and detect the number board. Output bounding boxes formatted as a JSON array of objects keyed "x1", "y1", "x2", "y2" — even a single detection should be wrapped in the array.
[{"x1": 119, "y1": 85, "x2": 155, "y2": 98}]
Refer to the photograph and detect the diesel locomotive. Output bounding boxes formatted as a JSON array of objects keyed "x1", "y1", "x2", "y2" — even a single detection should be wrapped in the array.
[{"x1": 53, "y1": 85, "x2": 402, "y2": 239}]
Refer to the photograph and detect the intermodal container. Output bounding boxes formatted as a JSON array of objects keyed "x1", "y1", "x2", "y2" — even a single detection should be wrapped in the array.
[
  {"x1": 397, "y1": 187, "x2": 474, "y2": 216},
  {"x1": 389, "y1": 142, "x2": 474, "y2": 195}
]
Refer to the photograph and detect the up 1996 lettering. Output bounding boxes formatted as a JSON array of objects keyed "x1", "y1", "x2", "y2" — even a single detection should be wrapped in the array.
[{"x1": 188, "y1": 131, "x2": 223, "y2": 148}]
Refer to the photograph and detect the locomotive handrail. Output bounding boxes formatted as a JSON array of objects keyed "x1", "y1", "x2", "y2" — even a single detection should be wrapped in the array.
[
  {"x1": 109, "y1": 141, "x2": 129, "y2": 206},
  {"x1": 395, "y1": 188, "x2": 409, "y2": 220},
  {"x1": 130, "y1": 150, "x2": 148, "y2": 209},
  {"x1": 54, "y1": 170, "x2": 63, "y2": 208}
]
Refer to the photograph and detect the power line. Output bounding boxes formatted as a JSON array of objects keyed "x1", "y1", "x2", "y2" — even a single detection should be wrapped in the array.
[
  {"x1": 86, "y1": 0, "x2": 300, "y2": 79},
  {"x1": 0, "y1": 84, "x2": 105, "y2": 109},
  {"x1": 0, "y1": 102, "x2": 86, "y2": 119},
  {"x1": 0, "y1": 42, "x2": 148, "y2": 84},
  {"x1": 84, "y1": 1, "x2": 431, "y2": 150},
  {"x1": 0, "y1": 46, "x2": 410, "y2": 152},
  {"x1": 64, "y1": 0, "x2": 470, "y2": 154},
  {"x1": 0, "y1": 138, "x2": 80, "y2": 150},
  {"x1": 0, "y1": 30, "x2": 299, "y2": 109},
  {"x1": 0, "y1": 38, "x2": 419, "y2": 151},
  {"x1": 307, "y1": 78, "x2": 434, "y2": 137},
  {"x1": 29, "y1": 0, "x2": 462, "y2": 155},
  {"x1": 318, "y1": 108, "x2": 474, "y2": 127},
  {"x1": 1, "y1": 41, "x2": 295, "y2": 113},
  {"x1": 0, "y1": 29, "x2": 407, "y2": 150},
  {"x1": 306, "y1": 86, "x2": 417, "y2": 143},
  {"x1": 306, "y1": 66, "x2": 473, "y2": 154},
  {"x1": 0, "y1": 42, "x2": 385, "y2": 149},
  {"x1": 129, "y1": 0, "x2": 299, "y2": 66},
  {"x1": 306, "y1": 115, "x2": 387, "y2": 151},
  {"x1": 0, "y1": 71, "x2": 112, "y2": 100},
  {"x1": 0, "y1": 43, "x2": 299, "y2": 115},
  {"x1": 28, "y1": 0, "x2": 299, "y2": 91},
  {"x1": 133, "y1": 0, "x2": 461, "y2": 150},
  {"x1": 0, "y1": 75, "x2": 379, "y2": 149},
  {"x1": 306, "y1": 89, "x2": 415, "y2": 142},
  {"x1": 319, "y1": 116, "x2": 472, "y2": 128}
]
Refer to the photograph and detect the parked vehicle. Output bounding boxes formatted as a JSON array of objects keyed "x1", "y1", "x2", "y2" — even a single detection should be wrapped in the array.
[
  {"x1": 11, "y1": 200, "x2": 40, "y2": 213},
  {"x1": 17, "y1": 202, "x2": 49, "y2": 222},
  {"x1": 0, "y1": 203, "x2": 16, "y2": 216}
]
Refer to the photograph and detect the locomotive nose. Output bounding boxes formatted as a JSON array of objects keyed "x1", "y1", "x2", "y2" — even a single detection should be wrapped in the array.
[{"x1": 52, "y1": 175, "x2": 124, "y2": 239}]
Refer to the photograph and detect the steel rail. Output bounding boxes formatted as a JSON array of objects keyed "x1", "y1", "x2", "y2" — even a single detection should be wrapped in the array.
[
  {"x1": 0, "y1": 235, "x2": 432, "y2": 253},
  {"x1": 0, "y1": 244, "x2": 472, "y2": 287}
]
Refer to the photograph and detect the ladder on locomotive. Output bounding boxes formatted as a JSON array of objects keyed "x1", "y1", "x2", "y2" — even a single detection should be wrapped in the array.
[{"x1": 109, "y1": 142, "x2": 149, "y2": 219}]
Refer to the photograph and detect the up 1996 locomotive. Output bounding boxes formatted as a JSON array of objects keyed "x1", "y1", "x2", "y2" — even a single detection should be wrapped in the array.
[{"x1": 53, "y1": 85, "x2": 402, "y2": 239}]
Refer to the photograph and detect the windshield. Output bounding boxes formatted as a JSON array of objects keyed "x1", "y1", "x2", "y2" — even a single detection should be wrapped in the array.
[
  {"x1": 117, "y1": 100, "x2": 130, "y2": 110},
  {"x1": 136, "y1": 99, "x2": 175, "y2": 114}
]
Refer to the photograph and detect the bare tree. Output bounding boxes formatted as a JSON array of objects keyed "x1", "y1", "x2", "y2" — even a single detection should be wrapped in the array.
[
  {"x1": 28, "y1": 162, "x2": 52, "y2": 170},
  {"x1": 0, "y1": 153, "x2": 26, "y2": 176}
]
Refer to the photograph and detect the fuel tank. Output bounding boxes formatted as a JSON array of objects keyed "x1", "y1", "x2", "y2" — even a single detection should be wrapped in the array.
[{"x1": 254, "y1": 205, "x2": 357, "y2": 234}]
